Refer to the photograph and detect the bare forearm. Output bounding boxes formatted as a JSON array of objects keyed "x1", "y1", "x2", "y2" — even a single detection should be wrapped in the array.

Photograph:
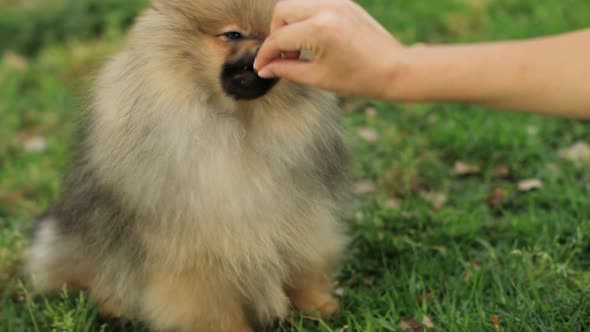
[
  {"x1": 257, "y1": 1, "x2": 590, "y2": 119},
  {"x1": 390, "y1": 29, "x2": 590, "y2": 119}
]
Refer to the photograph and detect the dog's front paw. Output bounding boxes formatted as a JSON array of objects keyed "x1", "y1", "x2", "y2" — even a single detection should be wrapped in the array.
[{"x1": 289, "y1": 289, "x2": 340, "y2": 318}]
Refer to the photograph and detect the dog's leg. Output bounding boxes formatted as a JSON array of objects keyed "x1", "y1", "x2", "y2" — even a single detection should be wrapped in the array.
[
  {"x1": 141, "y1": 272, "x2": 252, "y2": 332},
  {"x1": 286, "y1": 266, "x2": 340, "y2": 318}
]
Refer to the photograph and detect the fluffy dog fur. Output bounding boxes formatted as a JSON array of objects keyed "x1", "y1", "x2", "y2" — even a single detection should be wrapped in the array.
[{"x1": 26, "y1": 1, "x2": 349, "y2": 331}]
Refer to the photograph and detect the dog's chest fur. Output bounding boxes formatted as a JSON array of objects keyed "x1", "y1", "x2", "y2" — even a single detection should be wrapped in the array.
[{"x1": 82, "y1": 85, "x2": 346, "y2": 274}]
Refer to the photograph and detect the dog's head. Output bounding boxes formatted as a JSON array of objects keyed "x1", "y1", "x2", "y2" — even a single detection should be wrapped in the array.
[{"x1": 138, "y1": 0, "x2": 304, "y2": 106}]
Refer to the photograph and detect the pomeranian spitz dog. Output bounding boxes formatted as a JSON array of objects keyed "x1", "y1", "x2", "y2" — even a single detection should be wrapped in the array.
[{"x1": 26, "y1": 0, "x2": 349, "y2": 331}]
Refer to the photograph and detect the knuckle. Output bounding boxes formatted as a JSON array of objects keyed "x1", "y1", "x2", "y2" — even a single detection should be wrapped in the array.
[
  {"x1": 311, "y1": 13, "x2": 337, "y2": 33},
  {"x1": 258, "y1": 41, "x2": 277, "y2": 60},
  {"x1": 267, "y1": 31, "x2": 283, "y2": 45},
  {"x1": 329, "y1": 0, "x2": 348, "y2": 12}
]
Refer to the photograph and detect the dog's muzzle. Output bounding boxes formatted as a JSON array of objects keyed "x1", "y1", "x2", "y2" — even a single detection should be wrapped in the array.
[{"x1": 221, "y1": 48, "x2": 279, "y2": 100}]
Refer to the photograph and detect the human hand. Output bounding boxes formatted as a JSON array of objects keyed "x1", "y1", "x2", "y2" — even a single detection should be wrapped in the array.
[{"x1": 255, "y1": 0, "x2": 404, "y2": 99}]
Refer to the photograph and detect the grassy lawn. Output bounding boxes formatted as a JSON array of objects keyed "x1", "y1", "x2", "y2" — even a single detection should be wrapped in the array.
[{"x1": 1, "y1": 0, "x2": 589, "y2": 331}]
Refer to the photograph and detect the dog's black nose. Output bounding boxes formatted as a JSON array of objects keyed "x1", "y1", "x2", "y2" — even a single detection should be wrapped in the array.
[{"x1": 221, "y1": 52, "x2": 279, "y2": 100}]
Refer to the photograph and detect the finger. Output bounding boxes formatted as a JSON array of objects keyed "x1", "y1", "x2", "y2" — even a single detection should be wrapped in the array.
[
  {"x1": 257, "y1": 59, "x2": 317, "y2": 85},
  {"x1": 270, "y1": 0, "x2": 321, "y2": 32},
  {"x1": 255, "y1": 21, "x2": 314, "y2": 70}
]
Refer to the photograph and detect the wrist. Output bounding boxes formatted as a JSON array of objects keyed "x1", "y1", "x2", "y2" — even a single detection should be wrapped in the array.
[{"x1": 382, "y1": 43, "x2": 429, "y2": 102}]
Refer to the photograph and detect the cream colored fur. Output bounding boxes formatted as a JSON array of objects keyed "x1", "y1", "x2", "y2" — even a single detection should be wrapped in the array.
[{"x1": 26, "y1": 1, "x2": 349, "y2": 331}]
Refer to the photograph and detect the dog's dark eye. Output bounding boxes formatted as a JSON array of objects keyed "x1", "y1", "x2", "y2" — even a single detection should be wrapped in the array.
[{"x1": 223, "y1": 31, "x2": 244, "y2": 41}]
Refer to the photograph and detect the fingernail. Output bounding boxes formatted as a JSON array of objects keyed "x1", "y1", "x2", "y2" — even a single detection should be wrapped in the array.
[
  {"x1": 257, "y1": 68, "x2": 275, "y2": 79},
  {"x1": 253, "y1": 58, "x2": 260, "y2": 70}
]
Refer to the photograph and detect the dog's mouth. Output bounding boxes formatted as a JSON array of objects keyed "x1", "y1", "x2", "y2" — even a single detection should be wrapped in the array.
[{"x1": 220, "y1": 52, "x2": 279, "y2": 100}]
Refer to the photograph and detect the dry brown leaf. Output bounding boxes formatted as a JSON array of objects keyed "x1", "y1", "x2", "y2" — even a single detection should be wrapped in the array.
[
  {"x1": 485, "y1": 188, "x2": 509, "y2": 207},
  {"x1": 491, "y1": 314, "x2": 500, "y2": 331},
  {"x1": 517, "y1": 179, "x2": 543, "y2": 192},
  {"x1": 451, "y1": 161, "x2": 481, "y2": 176},
  {"x1": 421, "y1": 191, "x2": 447, "y2": 210},
  {"x1": 463, "y1": 262, "x2": 481, "y2": 282},
  {"x1": 422, "y1": 316, "x2": 434, "y2": 329},
  {"x1": 11, "y1": 291, "x2": 24, "y2": 303},
  {"x1": 13, "y1": 125, "x2": 45, "y2": 141},
  {"x1": 365, "y1": 107, "x2": 378, "y2": 117},
  {"x1": 526, "y1": 125, "x2": 539, "y2": 136},
  {"x1": 363, "y1": 276, "x2": 376, "y2": 286},
  {"x1": 357, "y1": 127, "x2": 379, "y2": 142},
  {"x1": 340, "y1": 98, "x2": 366, "y2": 113},
  {"x1": 427, "y1": 114, "x2": 439, "y2": 124},
  {"x1": 417, "y1": 292, "x2": 435, "y2": 305},
  {"x1": 399, "y1": 317, "x2": 423, "y2": 332},
  {"x1": 23, "y1": 136, "x2": 47, "y2": 152},
  {"x1": 545, "y1": 162, "x2": 561, "y2": 176},
  {"x1": 384, "y1": 198, "x2": 401, "y2": 209},
  {"x1": 559, "y1": 141, "x2": 590, "y2": 162},
  {"x1": 354, "y1": 180, "x2": 377, "y2": 194},
  {"x1": 463, "y1": 269, "x2": 473, "y2": 282},
  {"x1": 3, "y1": 51, "x2": 28, "y2": 71},
  {"x1": 492, "y1": 165, "x2": 511, "y2": 179}
]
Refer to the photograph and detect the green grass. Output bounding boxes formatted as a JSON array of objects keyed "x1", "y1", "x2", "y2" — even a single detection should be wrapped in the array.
[{"x1": 1, "y1": 0, "x2": 590, "y2": 331}]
